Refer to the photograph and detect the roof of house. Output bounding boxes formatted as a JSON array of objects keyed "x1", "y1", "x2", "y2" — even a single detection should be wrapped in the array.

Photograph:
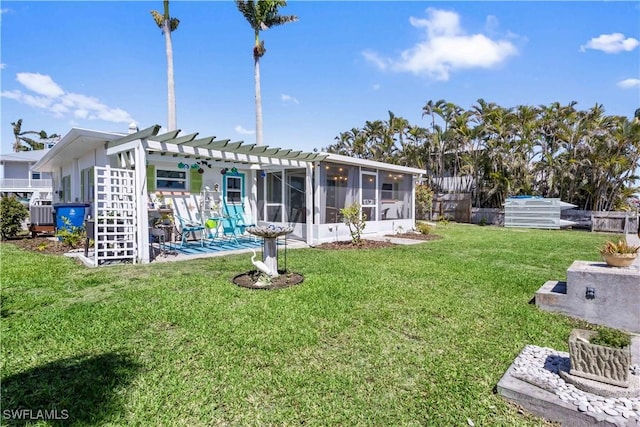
[
  {"x1": 33, "y1": 128, "x2": 125, "y2": 172},
  {"x1": 0, "y1": 149, "x2": 51, "y2": 163},
  {"x1": 33, "y1": 124, "x2": 423, "y2": 176},
  {"x1": 321, "y1": 152, "x2": 425, "y2": 175}
]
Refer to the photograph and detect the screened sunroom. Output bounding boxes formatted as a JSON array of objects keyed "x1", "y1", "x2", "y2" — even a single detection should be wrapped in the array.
[{"x1": 256, "y1": 153, "x2": 423, "y2": 244}]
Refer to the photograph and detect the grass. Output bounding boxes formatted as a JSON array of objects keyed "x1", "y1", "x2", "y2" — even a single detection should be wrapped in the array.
[{"x1": 0, "y1": 224, "x2": 611, "y2": 426}]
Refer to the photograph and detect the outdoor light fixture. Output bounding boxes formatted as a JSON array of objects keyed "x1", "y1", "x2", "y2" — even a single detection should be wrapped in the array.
[{"x1": 586, "y1": 287, "x2": 595, "y2": 299}]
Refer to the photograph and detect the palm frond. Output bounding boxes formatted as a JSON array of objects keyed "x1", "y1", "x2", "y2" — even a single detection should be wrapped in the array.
[
  {"x1": 150, "y1": 10, "x2": 164, "y2": 29},
  {"x1": 235, "y1": 0, "x2": 259, "y2": 29}
]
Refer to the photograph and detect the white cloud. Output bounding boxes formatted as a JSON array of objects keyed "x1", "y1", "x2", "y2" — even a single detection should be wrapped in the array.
[
  {"x1": 1, "y1": 72, "x2": 134, "y2": 124},
  {"x1": 234, "y1": 125, "x2": 255, "y2": 135},
  {"x1": 0, "y1": 8, "x2": 9, "y2": 14},
  {"x1": 363, "y1": 8, "x2": 517, "y2": 81},
  {"x1": 22, "y1": 94, "x2": 54, "y2": 110},
  {"x1": 0, "y1": 89, "x2": 21, "y2": 100},
  {"x1": 372, "y1": 84, "x2": 381, "y2": 91},
  {"x1": 617, "y1": 78, "x2": 640, "y2": 89},
  {"x1": 16, "y1": 72, "x2": 64, "y2": 97},
  {"x1": 0, "y1": 63, "x2": 6, "y2": 70},
  {"x1": 362, "y1": 50, "x2": 391, "y2": 70},
  {"x1": 580, "y1": 33, "x2": 640, "y2": 54},
  {"x1": 281, "y1": 94, "x2": 299, "y2": 104}
]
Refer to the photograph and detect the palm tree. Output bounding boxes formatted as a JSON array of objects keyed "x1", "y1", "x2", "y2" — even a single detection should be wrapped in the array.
[
  {"x1": 235, "y1": 0, "x2": 298, "y2": 146},
  {"x1": 11, "y1": 119, "x2": 60, "y2": 152},
  {"x1": 151, "y1": 1, "x2": 180, "y2": 131}
]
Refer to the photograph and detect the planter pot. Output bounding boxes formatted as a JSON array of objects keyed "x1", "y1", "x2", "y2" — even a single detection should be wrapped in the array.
[
  {"x1": 568, "y1": 329, "x2": 631, "y2": 387},
  {"x1": 601, "y1": 253, "x2": 637, "y2": 268}
]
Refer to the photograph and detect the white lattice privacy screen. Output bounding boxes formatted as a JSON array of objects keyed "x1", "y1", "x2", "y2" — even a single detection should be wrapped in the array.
[{"x1": 92, "y1": 166, "x2": 137, "y2": 265}]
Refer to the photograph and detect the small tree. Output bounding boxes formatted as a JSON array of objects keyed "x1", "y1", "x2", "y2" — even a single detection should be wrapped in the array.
[
  {"x1": 415, "y1": 183, "x2": 433, "y2": 220},
  {"x1": 0, "y1": 196, "x2": 28, "y2": 240},
  {"x1": 340, "y1": 202, "x2": 366, "y2": 245}
]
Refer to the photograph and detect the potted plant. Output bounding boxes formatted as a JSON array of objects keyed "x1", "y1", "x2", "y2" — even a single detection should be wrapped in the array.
[
  {"x1": 599, "y1": 239, "x2": 639, "y2": 267},
  {"x1": 568, "y1": 328, "x2": 632, "y2": 387}
]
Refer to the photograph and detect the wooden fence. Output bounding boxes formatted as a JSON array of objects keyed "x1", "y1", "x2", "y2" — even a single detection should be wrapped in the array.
[
  {"x1": 430, "y1": 193, "x2": 472, "y2": 223},
  {"x1": 590, "y1": 211, "x2": 639, "y2": 233},
  {"x1": 560, "y1": 210, "x2": 639, "y2": 233}
]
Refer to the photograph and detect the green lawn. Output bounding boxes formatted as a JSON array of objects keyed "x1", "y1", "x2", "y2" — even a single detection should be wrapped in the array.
[{"x1": 1, "y1": 224, "x2": 609, "y2": 426}]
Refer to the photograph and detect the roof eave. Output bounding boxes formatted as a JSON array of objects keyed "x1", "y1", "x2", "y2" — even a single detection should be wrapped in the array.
[
  {"x1": 33, "y1": 128, "x2": 123, "y2": 172},
  {"x1": 320, "y1": 152, "x2": 425, "y2": 175}
]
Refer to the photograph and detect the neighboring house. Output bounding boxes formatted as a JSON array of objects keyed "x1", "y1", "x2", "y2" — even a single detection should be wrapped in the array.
[
  {"x1": 33, "y1": 124, "x2": 424, "y2": 265},
  {"x1": 0, "y1": 149, "x2": 53, "y2": 202}
]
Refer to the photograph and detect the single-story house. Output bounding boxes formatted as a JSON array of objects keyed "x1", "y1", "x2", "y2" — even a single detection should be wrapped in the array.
[{"x1": 33, "y1": 123, "x2": 424, "y2": 265}]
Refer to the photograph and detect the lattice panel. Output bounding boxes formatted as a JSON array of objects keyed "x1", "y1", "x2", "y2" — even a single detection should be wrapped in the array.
[{"x1": 92, "y1": 166, "x2": 137, "y2": 265}]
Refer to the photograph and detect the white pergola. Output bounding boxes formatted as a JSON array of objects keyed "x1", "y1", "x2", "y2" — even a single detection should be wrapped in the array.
[{"x1": 106, "y1": 125, "x2": 328, "y2": 263}]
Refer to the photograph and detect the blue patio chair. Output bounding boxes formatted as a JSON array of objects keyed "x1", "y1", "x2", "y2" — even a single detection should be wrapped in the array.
[
  {"x1": 175, "y1": 214, "x2": 205, "y2": 247},
  {"x1": 236, "y1": 214, "x2": 257, "y2": 241},
  {"x1": 220, "y1": 215, "x2": 240, "y2": 245}
]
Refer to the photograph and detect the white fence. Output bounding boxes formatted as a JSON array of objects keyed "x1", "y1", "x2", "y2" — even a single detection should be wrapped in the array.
[{"x1": 0, "y1": 178, "x2": 52, "y2": 190}]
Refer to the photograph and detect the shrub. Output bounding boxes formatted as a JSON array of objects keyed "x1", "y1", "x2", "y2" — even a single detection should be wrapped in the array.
[
  {"x1": 416, "y1": 221, "x2": 432, "y2": 235},
  {"x1": 55, "y1": 216, "x2": 86, "y2": 248},
  {"x1": 0, "y1": 196, "x2": 28, "y2": 240},
  {"x1": 340, "y1": 202, "x2": 366, "y2": 245},
  {"x1": 590, "y1": 327, "x2": 631, "y2": 349}
]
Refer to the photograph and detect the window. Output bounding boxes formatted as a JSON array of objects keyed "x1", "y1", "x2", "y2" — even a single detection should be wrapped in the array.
[
  {"x1": 225, "y1": 176, "x2": 242, "y2": 204},
  {"x1": 156, "y1": 169, "x2": 186, "y2": 190},
  {"x1": 381, "y1": 173, "x2": 410, "y2": 220},
  {"x1": 381, "y1": 183, "x2": 397, "y2": 201},
  {"x1": 322, "y1": 164, "x2": 358, "y2": 223},
  {"x1": 61, "y1": 175, "x2": 71, "y2": 202},
  {"x1": 31, "y1": 172, "x2": 41, "y2": 180},
  {"x1": 80, "y1": 167, "x2": 94, "y2": 203}
]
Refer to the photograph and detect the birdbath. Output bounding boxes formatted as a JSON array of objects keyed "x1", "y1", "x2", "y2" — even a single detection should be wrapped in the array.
[{"x1": 246, "y1": 225, "x2": 294, "y2": 277}]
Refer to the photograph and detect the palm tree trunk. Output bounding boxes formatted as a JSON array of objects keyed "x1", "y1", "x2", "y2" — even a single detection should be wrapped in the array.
[
  {"x1": 254, "y1": 56, "x2": 263, "y2": 146},
  {"x1": 164, "y1": 18, "x2": 176, "y2": 131}
]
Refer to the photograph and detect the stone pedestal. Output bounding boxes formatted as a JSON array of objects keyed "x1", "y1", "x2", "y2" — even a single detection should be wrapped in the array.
[
  {"x1": 263, "y1": 237, "x2": 278, "y2": 277},
  {"x1": 536, "y1": 261, "x2": 640, "y2": 333}
]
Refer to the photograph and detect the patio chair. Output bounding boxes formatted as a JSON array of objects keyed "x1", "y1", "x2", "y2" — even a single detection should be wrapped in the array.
[
  {"x1": 236, "y1": 213, "x2": 257, "y2": 241},
  {"x1": 219, "y1": 216, "x2": 240, "y2": 245},
  {"x1": 175, "y1": 214, "x2": 205, "y2": 247}
]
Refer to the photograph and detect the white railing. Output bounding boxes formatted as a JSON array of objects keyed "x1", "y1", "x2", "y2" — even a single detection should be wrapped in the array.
[{"x1": 0, "y1": 179, "x2": 52, "y2": 189}]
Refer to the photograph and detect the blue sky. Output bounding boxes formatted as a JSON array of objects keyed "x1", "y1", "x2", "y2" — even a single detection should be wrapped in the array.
[{"x1": 2, "y1": 1, "x2": 639, "y2": 155}]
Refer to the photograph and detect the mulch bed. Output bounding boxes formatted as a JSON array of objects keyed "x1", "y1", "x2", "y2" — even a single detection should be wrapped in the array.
[
  {"x1": 386, "y1": 233, "x2": 443, "y2": 241},
  {"x1": 232, "y1": 270, "x2": 304, "y2": 290},
  {"x1": 313, "y1": 239, "x2": 397, "y2": 250},
  {"x1": 1, "y1": 235, "x2": 76, "y2": 255},
  {"x1": 313, "y1": 233, "x2": 441, "y2": 250}
]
